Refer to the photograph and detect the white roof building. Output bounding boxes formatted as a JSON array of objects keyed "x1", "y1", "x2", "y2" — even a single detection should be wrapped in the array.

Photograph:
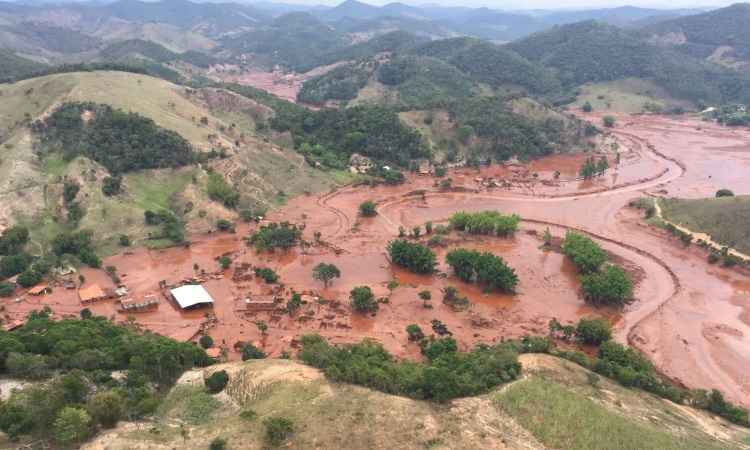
[{"x1": 170, "y1": 285, "x2": 215, "y2": 309}]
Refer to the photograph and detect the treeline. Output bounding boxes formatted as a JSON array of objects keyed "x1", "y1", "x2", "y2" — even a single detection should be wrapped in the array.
[
  {"x1": 0, "y1": 49, "x2": 47, "y2": 82},
  {"x1": 32, "y1": 102, "x2": 195, "y2": 175},
  {"x1": 0, "y1": 61, "x2": 183, "y2": 85},
  {"x1": 101, "y1": 39, "x2": 218, "y2": 68},
  {"x1": 0, "y1": 310, "x2": 210, "y2": 444},
  {"x1": 298, "y1": 334, "x2": 521, "y2": 402},
  {"x1": 271, "y1": 104, "x2": 428, "y2": 168}
]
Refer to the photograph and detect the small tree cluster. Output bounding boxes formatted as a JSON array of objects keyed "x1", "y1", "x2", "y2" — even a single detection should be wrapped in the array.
[
  {"x1": 579, "y1": 156, "x2": 608, "y2": 179},
  {"x1": 448, "y1": 211, "x2": 520, "y2": 237},
  {"x1": 386, "y1": 240, "x2": 437, "y2": 274},
  {"x1": 359, "y1": 200, "x2": 377, "y2": 217},
  {"x1": 350, "y1": 286, "x2": 378, "y2": 313},
  {"x1": 254, "y1": 268, "x2": 278, "y2": 284},
  {"x1": 249, "y1": 222, "x2": 301, "y2": 252},
  {"x1": 445, "y1": 248, "x2": 518, "y2": 293}
]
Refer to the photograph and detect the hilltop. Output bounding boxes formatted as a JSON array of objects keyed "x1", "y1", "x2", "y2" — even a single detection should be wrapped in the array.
[{"x1": 76, "y1": 355, "x2": 750, "y2": 450}]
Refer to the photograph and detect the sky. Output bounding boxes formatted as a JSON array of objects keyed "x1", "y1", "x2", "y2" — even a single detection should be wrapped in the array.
[{"x1": 269, "y1": 0, "x2": 739, "y2": 9}]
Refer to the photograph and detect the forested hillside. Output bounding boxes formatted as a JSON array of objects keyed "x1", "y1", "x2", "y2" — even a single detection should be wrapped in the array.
[
  {"x1": 508, "y1": 21, "x2": 750, "y2": 104},
  {"x1": 0, "y1": 50, "x2": 46, "y2": 82}
]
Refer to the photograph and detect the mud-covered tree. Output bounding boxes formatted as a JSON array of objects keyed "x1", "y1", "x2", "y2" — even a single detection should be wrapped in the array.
[
  {"x1": 287, "y1": 293, "x2": 302, "y2": 315},
  {"x1": 418, "y1": 290, "x2": 432, "y2": 307},
  {"x1": 561, "y1": 231, "x2": 607, "y2": 274},
  {"x1": 359, "y1": 201, "x2": 377, "y2": 217},
  {"x1": 241, "y1": 343, "x2": 266, "y2": 360},
  {"x1": 350, "y1": 286, "x2": 378, "y2": 313},
  {"x1": 582, "y1": 101, "x2": 593, "y2": 113},
  {"x1": 602, "y1": 115, "x2": 616, "y2": 128},
  {"x1": 249, "y1": 222, "x2": 301, "y2": 252},
  {"x1": 406, "y1": 324, "x2": 424, "y2": 342},
  {"x1": 312, "y1": 263, "x2": 341, "y2": 288}
]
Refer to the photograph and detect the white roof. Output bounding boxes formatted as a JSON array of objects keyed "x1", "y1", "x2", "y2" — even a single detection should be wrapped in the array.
[{"x1": 170, "y1": 285, "x2": 214, "y2": 309}]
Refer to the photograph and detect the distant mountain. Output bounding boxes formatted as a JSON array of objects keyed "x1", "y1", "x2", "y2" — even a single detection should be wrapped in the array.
[
  {"x1": 536, "y1": 6, "x2": 703, "y2": 27},
  {"x1": 641, "y1": 3, "x2": 750, "y2": 62},
  {"x1": 316, "y1": 0, "x2": 383, "y2": 21},
  {"x1": 103, "y1": 0, "x2": 269, "y2": 33}
]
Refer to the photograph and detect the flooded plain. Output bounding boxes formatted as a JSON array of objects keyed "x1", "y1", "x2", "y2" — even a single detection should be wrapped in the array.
[{"x1": 4, "y1": 113, "x2": 750, "y2": 406}]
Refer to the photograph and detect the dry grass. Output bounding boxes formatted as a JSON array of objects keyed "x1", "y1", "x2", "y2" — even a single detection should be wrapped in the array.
[{"x1": 571, "y1": 78, "x2": 693, "y2": 113}]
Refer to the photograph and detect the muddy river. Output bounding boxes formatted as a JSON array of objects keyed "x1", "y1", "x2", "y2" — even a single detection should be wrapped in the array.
[{"x1": 4, "y1": 113, "x2": 750, "y2": 406}]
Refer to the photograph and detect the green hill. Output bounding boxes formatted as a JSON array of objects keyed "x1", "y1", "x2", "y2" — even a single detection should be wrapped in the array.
[
  {"x1": 0, "y1": 49, "x2": 46, "y2": 82},
  {"x1": 508, "y1": 20, "x2": 750, "y2": 105},
  {"x1": 641, "y1": 3, "x2": 750, "y2": 62}
]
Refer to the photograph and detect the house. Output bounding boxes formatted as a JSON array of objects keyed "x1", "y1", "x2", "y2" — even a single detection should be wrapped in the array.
[
  {"x1": 349, "y1": 153, "x2": 373, "y2": 174},
  {"x1": 120, "y1": 294, "x2": 159, "y2": 312},
  {"x1": 79, "y1": 284, "x2": 107, "y2": 303},
  {"x1": 170, "y1": 285, "x2": 215, "y2": 310},
  {"x1": 27, "y1": 284, "x2": 51, "y2": 296}
]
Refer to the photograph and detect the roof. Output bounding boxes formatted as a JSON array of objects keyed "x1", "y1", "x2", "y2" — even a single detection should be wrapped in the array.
[
  {"x1": 27, "y1": 284, "x2": 49, "y2": 295},
  {"x1": 205, "y1": 348, "x2": 222, "y2": 358},
  {"x1": 79, "y1": 284, "x2": 106, "y2": 302},
  {"x1": 170, "y1": 284, "x2": 214, "y2": 309}
]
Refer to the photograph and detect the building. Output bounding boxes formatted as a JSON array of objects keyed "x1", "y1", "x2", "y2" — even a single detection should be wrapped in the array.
[
  {"x1": 79, "y1": 284, "x2": 107, "y2": 303},
  {"x1": 27, "y1": 284, "x2": 51, "y2": 296},
  {"x1": 170, "y1": 285, "x2": 215, "y2": 309}
]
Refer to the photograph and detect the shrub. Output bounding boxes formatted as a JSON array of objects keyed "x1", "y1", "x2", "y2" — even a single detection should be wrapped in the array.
[
  {"x1": 118, "y1": 234, "x2": 131, "y2": 247},
  {"x1": 101, "y1": 176, "x2": 122, "y2": 196},
  {"x1": 216, "y1": 219, "x2": 235, "y2": 232},
  {"x1": 387, "y1": 240, "x2": 437, "y2": 274},
  {"x1": 581, "y1": 265, "x2": 633, "y2": 307},
  {"x1": 561, "y1": 231, "x2": 607, "y2": 274},
  {"x1": 205, "y1": 370, "x2": 229, "y2": 394},
  {"x1": 254, "y1": 268, "x2": 278, "y2": 283},
  {"x1": 264, "y1": 416, "x2": 294, "y2": 446},
  {"x1": 218, "y1": 256, "x2": 232, "y2": 270},
  {"x1": 241, "y1": 343, "x2": 266, "y2": 360},
  {"x1": 199, "y1": 335, "x2": 214, "y2": 349},
  {"x1": 87, "y1": 391, "x2": 124, "y2": 429},
  {"x1": 359, "y1": 200, "x2": 377, "y2": 217},
  {"x1": 350, "y1": 286, "x2": 378, "y2": 313},
  {"x1": 582, "y1": 101, "x2": 593, "y2": 112},
  {"x1": 602, "y1": 115, "x2": 616, "y2": 128},
  {"x1": 715, "y1": 189, "x2": 734, "y2": 197},
  {"x1": 287, "y1": 293, "x2": 302, "y2": 314},
  {"x1": 575, "y1": 318, "x2": 612, "y2": 345},
  {"x1": 406, "y1": 324, "x2": 424, "y2": 341}
]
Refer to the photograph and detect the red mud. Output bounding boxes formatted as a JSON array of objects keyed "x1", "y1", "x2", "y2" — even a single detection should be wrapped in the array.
[{"x1": 4, "y1": 113, "x2": 750, "y2": 406}]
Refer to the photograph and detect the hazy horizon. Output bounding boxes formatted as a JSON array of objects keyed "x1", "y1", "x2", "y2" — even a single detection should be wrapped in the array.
[{"x1": 249, "y1": 0, "x2": 739, "y2": 10}]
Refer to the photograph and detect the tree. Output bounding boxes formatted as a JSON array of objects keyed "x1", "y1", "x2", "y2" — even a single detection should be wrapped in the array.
[
  {"x1": 216, "y1": 219, "x2": 235, "y2": 232},
  {"x1": 287, "y1": 293, "x2": 302, "y2": 315},
  {"x1": 582, "y1": 101, "x2": 593, "y2": 113},
  {"x1": 418, "y1": 290, "x2": 432, "y2": 307},
  {"x1": 101, "y1": 176, "x2": 122, "y2": 196},
  {"x1": 716, "y1": 189, "x2": 734, "y2": 197},
  {"x1": 350, "y1": 286, "x2": 378, "y2": 313},
  {"x1": 0, "y1": 282, "x2": 15, "y2": 298},
  {"x1": 602, "y1": 116, "x2": 616, "y2": 128},
  {"x1": 406, "y1": 324, "x2": 424, "y2": 341},
  {"x1": 87, "y1": 391, "x2": 124, "y2": 429},
  {"x1": 359, "y1": 201, "x2": 377, "y2": 217},
  {"x1": 17, "y1": 269, "x2": 43, "y2": 288},
  {"x1": 581, "y1": 265, "x2": 633, "y2": 307},
  {"x1": 53, "y1": 407, "x2": 91, "y2": 446},
  {"x1": 256, "y1": 320, "x2": 268, "y2": 335},
  {"x1": 575, "y1": 318, "x2": 612, "y2": 345},
  {"x1": 205, "y1": 370, "x2": 229, "y2": 394},
  {"x1": 312, "y1": 263, "x2": 341, "y2": 288},
  {"x1": 254, "y1": 268, "x2": 278, "y2": 283},
  {"x1": 218, "y1": 256, "x2": 232, "y2": 270},
  {"x1": 199, "y1": 335, "x2": 214, "y2": 349},
  {"x1": 562, "y1": 231, "x2": 607, "y2": 274},
  {"x1": 80, "y1": 308, "x2": 92, "y2": 320},
  {"x1": 210, "y1": 437, "x2": 228, "y2": 450}
]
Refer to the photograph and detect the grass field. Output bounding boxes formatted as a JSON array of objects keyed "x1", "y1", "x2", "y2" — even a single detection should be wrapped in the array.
[
  {"x1": 571, "y1": 78, "x2": 694, "y2": 114},
  {"x1": 660, "y1": 195, "x2": 750, "y2": 254}
]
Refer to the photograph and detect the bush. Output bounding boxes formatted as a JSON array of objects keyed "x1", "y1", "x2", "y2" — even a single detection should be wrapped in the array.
[
  {"x1": 199, "y1": 335, "x2": 214, "y2": 349},
  {"x1": 118, "y1": 234, "x2": 131, "y2": 247},
  {"x1": 581, "y1": 265, "x2": 633, "y2": 307},
  {"x1": 209, "y1": 437, "x2": 227, "y2": 450},
  {"x1": 241, "y1": 343, "x2": 266, "y2": 360},
  {"x1": 575, "y1": 318, "x2": 612, "y2": 345},
  {"x1": 602, "y1": 115, "x2": 616, "y2": 128},
  {"x1": 216, "y1": 219, "x2": 235, "y2": 232},
  {"x1": 561, "y1": 231, "x2": 607, "y2": 274},
  {"x1": 264, "y1": 416, "x2": 294, "y2": 446},
  {"x1": 350, "y1": 286, "x2": 378, "y2": 313},
  {"x1": 715, "y1": 189, "x2": 734, "y2": 197},
  {"x1": 205, "y1": 370, "x2": 229, "y2": 394},
  {"x1": 87, "y1": 391, "x2": 123, "y2": 429},
  {"x1": 254, "y1": 267, "x2": 278, "y2": 283},
  {"x1": 359, "y1": 200, "x2": 377, "y2": 217},
  {"x1": 387, "y1": 240, "x2": 437, "y2": 274},
  {"x1": 582, "y1": 101, "x2": 593, "y2": 112},
  {"x1": 218, "y1": 256, "x2": 232, "y2": 270}
]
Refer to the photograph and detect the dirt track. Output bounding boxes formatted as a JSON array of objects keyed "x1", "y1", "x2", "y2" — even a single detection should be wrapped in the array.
[{"x1": 5, "y1": 113, "x2": 750, "y2": 406}]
